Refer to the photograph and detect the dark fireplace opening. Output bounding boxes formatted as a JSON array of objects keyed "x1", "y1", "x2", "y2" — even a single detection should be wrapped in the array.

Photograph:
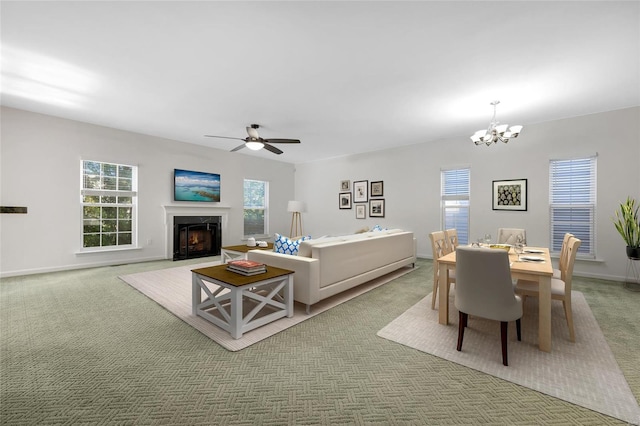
[{"x1": 173, "y1": 216, "x2": 221, "y2": 261}]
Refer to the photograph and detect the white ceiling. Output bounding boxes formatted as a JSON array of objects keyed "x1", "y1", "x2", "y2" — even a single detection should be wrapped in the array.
[{"x1": 1, "y1": 1, "x2": 639, "y2": 164}]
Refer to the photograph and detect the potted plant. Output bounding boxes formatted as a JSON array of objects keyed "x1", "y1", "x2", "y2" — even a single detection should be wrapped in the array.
[{"x1": 613, "y1": 196, "x2": 640, "y2": 259}]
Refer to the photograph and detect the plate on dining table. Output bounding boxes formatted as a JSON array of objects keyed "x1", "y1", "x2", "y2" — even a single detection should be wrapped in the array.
[
  {"x1": 520, "y1": 255, "x2": 545, "y2": 262},
  {"x1": 524, "y1": 249, "x2": 544, "y2": 254}
]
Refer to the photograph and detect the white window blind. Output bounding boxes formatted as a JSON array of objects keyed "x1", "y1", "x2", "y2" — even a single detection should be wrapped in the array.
[
  {"x1": 549, "y1": 156, "x2": 597, "y2": 257},
  {"x1": 441, "y1": 168, "x2": 470, "y2": 244}
]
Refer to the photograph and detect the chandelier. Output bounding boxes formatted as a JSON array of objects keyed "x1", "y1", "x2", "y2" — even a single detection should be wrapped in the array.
[{"x1": 470, "y1": 101, "x2": 523, "y2": 146}]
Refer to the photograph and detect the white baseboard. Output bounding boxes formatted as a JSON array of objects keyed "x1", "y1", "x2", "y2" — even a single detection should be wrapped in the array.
[{"x1": 0, "y1": 256, "x2": 167, "y2": 278}]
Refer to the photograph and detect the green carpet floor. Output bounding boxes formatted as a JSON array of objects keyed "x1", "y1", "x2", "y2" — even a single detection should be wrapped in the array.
[{"x1": 1, "y1": 258, "x2": 638, "y2": 425}]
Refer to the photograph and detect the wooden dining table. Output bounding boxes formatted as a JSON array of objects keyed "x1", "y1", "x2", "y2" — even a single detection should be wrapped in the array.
[{"x1": 437, "y1": 246, "x2": 554, "y2": 352}]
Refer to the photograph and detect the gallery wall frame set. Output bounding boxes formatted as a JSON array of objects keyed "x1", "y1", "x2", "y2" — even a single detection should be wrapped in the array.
[
  {"x1": 492, "y1": 178, "x2": 527, "y2": 211},
  {"x1": 339, "y1": 179, "x2": 385, "y2": 218}
]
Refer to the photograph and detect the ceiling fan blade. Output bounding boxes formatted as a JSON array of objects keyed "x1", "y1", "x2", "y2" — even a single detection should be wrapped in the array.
[
  {"x1": 230, "y1": 144, "x2": 246, "y2": 152},
  {"x1": 262, "y1": 143, "x2": 283, "y2": 155},
  {"x1": 204, "y1": 135, "x2": 246, "y2": 141},
  {"x1": 263, "y1": 138, "x2": 301, "y2": 144}
]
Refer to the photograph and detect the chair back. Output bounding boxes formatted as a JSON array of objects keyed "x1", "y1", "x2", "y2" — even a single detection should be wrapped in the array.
[
  {"x1": 497, "y1": 228, "x2": 527, "y2": 245},
  {"x1": 454, "y1": 246, "x2": 522, "y2": 322},
  {"x1": 558, "y1": 232, "x2": 574, "y2": 273},
  {"x1": 560, "y1": 237, "x2": 581, "y2": 290},
  {"x1": 429, "y1": 231, "x2": 451, "y2": 259},
  {"x1": 444, "y1": 229, "x2": 459, "y2": 252}
]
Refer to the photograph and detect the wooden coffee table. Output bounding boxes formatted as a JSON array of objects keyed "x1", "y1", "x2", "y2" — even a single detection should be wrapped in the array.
[
  {"x1": 220, "y1": 243, "x2": 274, "y2": 264},
  {"x1": 191, "y1": 264, "x2": 294, "y2": 339}
]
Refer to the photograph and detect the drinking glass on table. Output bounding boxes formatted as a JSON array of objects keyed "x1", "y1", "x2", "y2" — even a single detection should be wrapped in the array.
[
  {"x1": 514, "y1": 242, "x2": 524, "y2": 260},
  {"x1": 484, "y1": 234, "x2": 492, "y2": 245}
]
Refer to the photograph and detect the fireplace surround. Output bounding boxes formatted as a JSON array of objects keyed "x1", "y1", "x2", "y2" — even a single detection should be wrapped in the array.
[{"x1": 163, "y1": 205, "x2": 230, "y2": 260}]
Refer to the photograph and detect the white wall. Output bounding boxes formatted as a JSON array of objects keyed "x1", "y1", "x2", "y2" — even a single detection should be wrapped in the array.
[
  {"x1": 2, "y1": 107, "x2": 638, "y2": 281},
  {"x1": 0, "y1": 107, "x2": 296, "y2": 277},
  {"x1": 295, "y1": 107, "x2": 640, "y2": 282}
]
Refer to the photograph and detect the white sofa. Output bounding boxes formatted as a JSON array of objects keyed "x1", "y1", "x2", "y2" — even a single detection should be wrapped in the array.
[{"x1": 247, "y1": 229, "x2": 416, "y2": 313}]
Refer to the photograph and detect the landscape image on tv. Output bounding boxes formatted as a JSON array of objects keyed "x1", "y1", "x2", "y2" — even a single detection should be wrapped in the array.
[{"x1": 174, "y1": 169, "x2": 221, "y2": 202}]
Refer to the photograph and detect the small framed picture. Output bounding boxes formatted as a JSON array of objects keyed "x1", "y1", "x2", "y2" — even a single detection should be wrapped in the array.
[
  {"x1": 370, "y1": 181, "x2": 383, "y2": 197},
  {"x1": 353, "y1": 180, "x2": 368, "y2": 203},
  {"x1": 340, "y1": 180, "x2": 350, "y2": 191},
  {"x1": 339, "y1": 192, "x2": 352, "y2": 209},
  {"x1": 492, "y1": 179, "x2": 528, "y2": 211},
  {"x1": 369, "y1": 199, "x2": 385, "y2": 217},
  {"x1": 356, "y1": 204, "x2": 366, "y2": 219}
]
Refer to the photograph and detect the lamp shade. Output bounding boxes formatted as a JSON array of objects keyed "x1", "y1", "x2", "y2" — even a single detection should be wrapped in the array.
[{"x1": 287, "y1": 200, "x2": 306, "y2": 213}]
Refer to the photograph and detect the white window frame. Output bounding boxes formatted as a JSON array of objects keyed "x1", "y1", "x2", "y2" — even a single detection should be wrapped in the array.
[
  {"x1": 549, "y1": 155, "x2": 597, "y2": 258},
  {"x1": 80, "y1": 160, "x2": 138, "y2": 252},
  {"x1": 243, "y1": 179, "x2": 269, "y2": 238},
  {"x1": 441, "y1": 167, "x2": 470, "y2": 245}
]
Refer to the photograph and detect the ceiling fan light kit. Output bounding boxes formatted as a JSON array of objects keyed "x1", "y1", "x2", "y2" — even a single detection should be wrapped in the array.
[
  {"x1": 204, "y1": 124, "x2": 300, "y2": 155},
  {"x1": 471, "y1": 101, "x2": 523, "y2": 146}
]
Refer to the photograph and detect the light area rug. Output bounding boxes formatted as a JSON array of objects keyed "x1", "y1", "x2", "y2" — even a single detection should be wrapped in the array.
[
  {"x1": 120, "y1": 261, "x2": 416, "y2": 352},
  {"x1": 377, "y1": 291, "x2": 640, "y2": 425}
]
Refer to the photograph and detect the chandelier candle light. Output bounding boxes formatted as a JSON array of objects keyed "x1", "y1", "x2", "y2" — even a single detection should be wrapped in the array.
[{"x1": 471, "y1": 101, "x2": 523, "y2": 146}]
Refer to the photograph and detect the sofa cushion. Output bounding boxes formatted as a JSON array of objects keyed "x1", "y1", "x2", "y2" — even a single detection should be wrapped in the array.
[{"x1": 274, "y1": 233, "x2": 311, "y2": 255}]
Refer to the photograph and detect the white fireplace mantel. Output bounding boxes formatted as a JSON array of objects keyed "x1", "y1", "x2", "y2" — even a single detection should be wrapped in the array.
[{"x1": 163, "y1": 204, "x2": 231, "y2": 259}]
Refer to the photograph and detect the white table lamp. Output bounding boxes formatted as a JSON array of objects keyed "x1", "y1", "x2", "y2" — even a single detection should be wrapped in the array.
[{"x1": 288, "y1": 200, "x2": 306, "y2": 238}]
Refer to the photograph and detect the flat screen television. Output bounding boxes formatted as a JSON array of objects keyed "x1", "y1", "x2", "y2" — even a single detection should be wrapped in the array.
[{"x1": 174, "y1": 169, "x2": 221, "y2": 202}]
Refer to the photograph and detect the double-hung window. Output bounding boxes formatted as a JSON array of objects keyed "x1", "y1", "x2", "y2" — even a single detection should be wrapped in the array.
[
  {"x1": 243, "y1": 179, "x2": 269, "y2": 237},
  {"x1": 81, "y1": 160, "x2": 137, "y2": 250},
  {"x1": 441, "y1": 167, "x2": 470, "y2": 244},
  {"x1": 549, "y1": 156, "x2": 597, "y2": 258}
]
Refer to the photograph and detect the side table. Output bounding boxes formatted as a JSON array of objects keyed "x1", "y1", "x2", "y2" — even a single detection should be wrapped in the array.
[
  {"x1": 221, "y1": 243, "x2": 274, "y2": 264},
  {"x1": 192, "y1": 264, "x2": 294, "y2": 339}
]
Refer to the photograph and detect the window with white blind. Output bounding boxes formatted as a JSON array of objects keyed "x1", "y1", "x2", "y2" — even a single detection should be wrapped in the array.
[
  {"x1": 441, "y1": 167, "x2": 470, "y2": 244},
  {"x1": 81, "y1": 160, "x2": 137, "y2": 250},
  {"x1": 549, "y1": 156, "x2": 597, "y2": 258},
  {"x1": 244, "y1": 179, "x2": 269, "y2": 237}
]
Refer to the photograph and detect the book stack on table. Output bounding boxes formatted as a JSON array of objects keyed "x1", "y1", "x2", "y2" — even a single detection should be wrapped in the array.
[{"x1": 226, "y1": 260, "x2": 267, "y2": 276}]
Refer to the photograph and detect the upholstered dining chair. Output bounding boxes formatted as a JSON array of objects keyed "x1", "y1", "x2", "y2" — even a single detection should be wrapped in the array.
[
  {"x1": 454, "y1": 246, "x2": 523, "y2": 366},
  {"x1": 429, "y1": 231, "x2": 455, "y2": 310},
  {"x1": 497, "y1": 228, "x2": 527, "y2": 245},
  {"x1": 444, "y1": 228, "x2": 459, "y2": 253},
  {"x1": 554, "y1": 233, "x2": 574, "y2": 279},
  {"x1": 516, "y1": 236, "x2": 581, "y2": 342}
]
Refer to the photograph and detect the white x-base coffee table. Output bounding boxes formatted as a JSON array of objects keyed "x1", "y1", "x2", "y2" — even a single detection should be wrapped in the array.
[{"x1": 191, "y1": 264, "x2": 294, "y2": 339}]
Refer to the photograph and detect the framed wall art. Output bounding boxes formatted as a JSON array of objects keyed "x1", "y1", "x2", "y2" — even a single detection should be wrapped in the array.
[
  {"x1": 370, "y1": 181, "x2": 383, "y2": 197},
  {"x1": 353, "y1": 180, "x2": 368, "y2": 203},
  {"x1": 339, "y1": 192, "x2": 352, "y2": 209},
  {"x1": 369, "y1": 199, "x2": 385, "y2": 217},
  {"x1": 492, "y1": 178, "x2": 527, "y2": 211},
  {"x1": 340, "y1": 180, "x2": 350, "y2": 191},
  {"x1": 356, "y1": 204, "x2": 366, "y2": 219}
]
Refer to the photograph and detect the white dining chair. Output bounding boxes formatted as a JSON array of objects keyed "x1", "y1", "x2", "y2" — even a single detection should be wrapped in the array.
[
  {"x1": 516, "y1": 237, "x2": 581, "y2": 342},
  {"x1": 429, "y1": 230, "x2": 455, "y2": 310},
  {"x1": 497, "y1": 228, "x2": 526, "y2": 245},
  {"x1": 455, "y1": 246, "x2": 523, "y2": 366}
]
